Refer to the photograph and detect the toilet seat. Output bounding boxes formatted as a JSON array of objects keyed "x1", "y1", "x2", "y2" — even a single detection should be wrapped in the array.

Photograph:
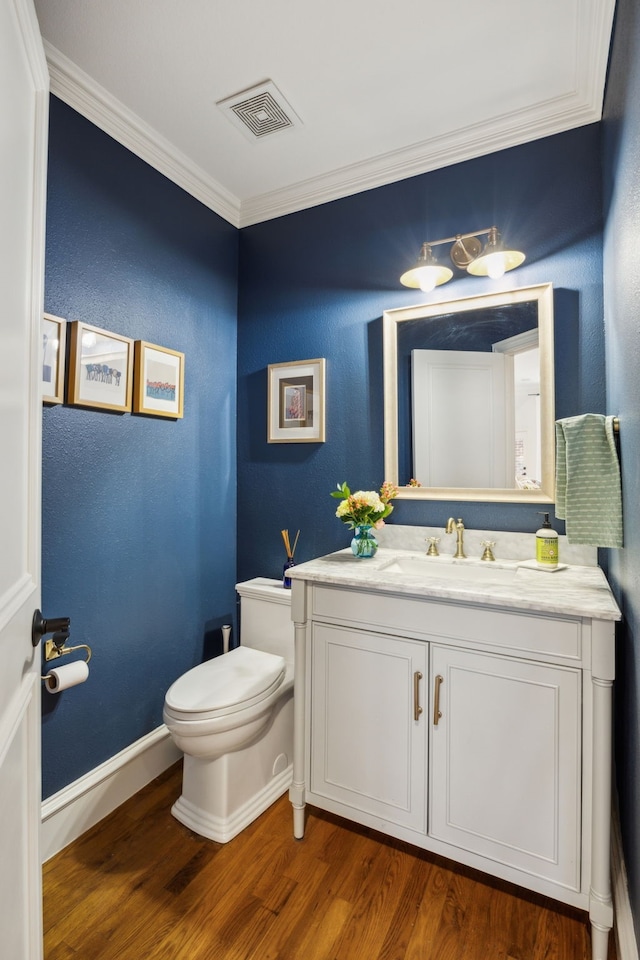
[{"x1": 164, "y1": 646, "x2": 285, "y2": 723}]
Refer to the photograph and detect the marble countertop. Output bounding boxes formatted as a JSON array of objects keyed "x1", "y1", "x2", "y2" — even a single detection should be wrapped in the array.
[{"x1": 289, "y1": 548, "x2": 622, "y2": 621}]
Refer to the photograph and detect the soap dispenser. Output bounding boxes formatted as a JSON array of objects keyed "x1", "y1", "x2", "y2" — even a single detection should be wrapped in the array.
[{"x1": 535, "y1": 513, "x2": 559, "y2": 568}]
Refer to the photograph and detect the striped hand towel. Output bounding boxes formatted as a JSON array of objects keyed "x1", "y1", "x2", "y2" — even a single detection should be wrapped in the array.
[{"x1": 555, "y1": 414, "x2": 623, "y2": 547}]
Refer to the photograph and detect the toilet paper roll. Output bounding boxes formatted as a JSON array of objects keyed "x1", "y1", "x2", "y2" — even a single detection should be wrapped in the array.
[{"x1": 44, "y1": 660, "x2": 89, "y2": 693}]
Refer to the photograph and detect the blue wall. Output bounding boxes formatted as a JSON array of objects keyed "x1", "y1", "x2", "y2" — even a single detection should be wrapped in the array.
[
  {"x1": 237, "y1": 125, "x2": 605, "y2": 583},
  {"x1": 40, "y1": 36, "x2": 640, "y2": 950},
  {"x1": 603, "y1": 0, "x2": 640, "y2": 940},
  {"x1": 42, "y1": 96, "x2": 612, "y2": 832},
  {"x1": 42, "y1": 98, "x2": 239, "y2": 798}
]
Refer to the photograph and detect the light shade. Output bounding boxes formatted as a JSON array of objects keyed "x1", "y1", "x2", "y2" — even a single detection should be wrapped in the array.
[
  {"x1": 399, "y1": 243, "x2": 453, "y2": 292},
  {"x1": 466, "y1": 227, "x2": 525, "y2": 279}
]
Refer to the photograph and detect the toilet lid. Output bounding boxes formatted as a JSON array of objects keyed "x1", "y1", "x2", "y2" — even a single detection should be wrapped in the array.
[{"x1": 164, "y1": 646, "x2": 286, "y2": 720}]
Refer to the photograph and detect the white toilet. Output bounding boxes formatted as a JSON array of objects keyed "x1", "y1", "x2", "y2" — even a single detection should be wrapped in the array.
[{"x1": 163, "y1": 577, "x2": 294, "y2": 843}]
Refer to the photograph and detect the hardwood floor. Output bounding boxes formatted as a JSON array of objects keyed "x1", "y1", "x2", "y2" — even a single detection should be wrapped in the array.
[{"x1": 43, "y1": 762, "x2": 615, "y2": 959}]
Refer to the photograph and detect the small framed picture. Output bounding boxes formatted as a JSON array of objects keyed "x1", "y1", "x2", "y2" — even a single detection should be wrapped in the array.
[
  {"x1": 133, "y1": 341, "x2": 185, "y2": 418},
  {"x1": 268, "y1": 358, "x2": 326, "y2": 443},
  {"x1": 42, "y1": 313, "x2": 66, "y2": 404},
  {"x1": 67, "y1": 321, "x2": 134, "y2": 412}
]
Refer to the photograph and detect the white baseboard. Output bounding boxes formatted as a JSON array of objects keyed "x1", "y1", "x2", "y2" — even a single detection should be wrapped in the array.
[
  {"x1": 41, "y1": 725, "x2": 181, "y2": 862},
  {"x1": 613, "y1": 797, "x2": 640, "y2": 960}
]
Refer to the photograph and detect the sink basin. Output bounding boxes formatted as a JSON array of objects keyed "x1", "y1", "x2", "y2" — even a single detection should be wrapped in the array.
[{"x1": 380, "y1": 556, "x2": 519, "y2": 585}]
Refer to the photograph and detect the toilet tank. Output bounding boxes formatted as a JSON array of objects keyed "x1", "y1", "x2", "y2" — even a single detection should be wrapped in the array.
[{"x1": 236, "y1": 578, "x2": 294, "y2": 664}]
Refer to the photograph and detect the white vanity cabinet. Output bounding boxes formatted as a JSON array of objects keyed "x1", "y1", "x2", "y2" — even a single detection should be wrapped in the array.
[{"x1": 289, "y1": 567, "x2": 618, "y2": 960}]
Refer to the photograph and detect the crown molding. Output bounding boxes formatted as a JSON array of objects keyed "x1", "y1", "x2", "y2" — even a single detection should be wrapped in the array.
[
  {"x1": 44, "y1": 42, "x2": 241, "y2": 228},
  {"x1": 238, "y1": 0, "x2": 614, "y2": 226},
  {"x1": 238, "y1": 91, "x2": 600, "y2": 227},
  {"x1": 43, "y1": 0, "x2": 614, "y2": 231}
]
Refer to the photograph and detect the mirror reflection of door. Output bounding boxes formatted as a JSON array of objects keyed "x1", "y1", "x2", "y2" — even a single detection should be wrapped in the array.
[
  {"x1": 493, "y1": 329, "x2": 540, "y2": 489},
  {"x1": 411, "y1": 327, "x2": 540, "y2": 489},
  {"x1": 411, "y1": 350, "x2": 513, "y2": 487}
]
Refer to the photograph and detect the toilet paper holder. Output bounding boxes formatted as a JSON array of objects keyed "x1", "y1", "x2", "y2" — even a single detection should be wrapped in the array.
[
  {"x1": 43, "y1": 637, "x2": 92, "y2": 665},
  {"x1": 32, "y1": 609, "x2": 92, "y2": 674}
]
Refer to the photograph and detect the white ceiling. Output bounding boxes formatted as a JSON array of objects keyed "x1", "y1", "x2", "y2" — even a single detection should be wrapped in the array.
[{"x1": 34, "y1": 0, "x2": 616, "y2": 229}]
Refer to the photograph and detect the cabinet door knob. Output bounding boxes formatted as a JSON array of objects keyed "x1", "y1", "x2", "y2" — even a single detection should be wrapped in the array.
[
  {"x1": 433, "y1": 674, "x2": 444, "y2": 725},
  {"x1": 413, "y1": 671, "x2": 423, "y2": 722}
]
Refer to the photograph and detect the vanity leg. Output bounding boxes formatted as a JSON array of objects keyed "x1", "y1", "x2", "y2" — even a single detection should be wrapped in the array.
[
  {"x1": 289, "y1": 599, "x2": 307, "y2": 839},
  {"x1": 590, "y1": 922, "x2": 610, "y2": 960},
  {"x1": 589, "y1": 680, "x2": 613, "y2": 959},
  {"x1": 590, "y1": 621, "x2": 615, "y2": 960},
  {"x1": 291, "y1": 799, "x2": 305, "y2": 840}
]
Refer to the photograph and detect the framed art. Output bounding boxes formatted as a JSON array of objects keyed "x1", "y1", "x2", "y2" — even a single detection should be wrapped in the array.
[
  {"x1": 67, "y1": 321, "x2": 134, "y2": 412},
  {"x1": 42, "y1": 313, "x2": 66, "y2": 404},
  {"x1": 268, "y1": 357, "x2": 326, "y2": 443},
  {"x1": 133, "y1": 341, "x2": 185, "y2": 418}
]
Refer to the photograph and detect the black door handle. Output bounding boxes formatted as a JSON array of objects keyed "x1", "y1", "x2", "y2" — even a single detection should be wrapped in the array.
[{"x1": 32, "y1": 609, "x2": 70, "y2": 648}]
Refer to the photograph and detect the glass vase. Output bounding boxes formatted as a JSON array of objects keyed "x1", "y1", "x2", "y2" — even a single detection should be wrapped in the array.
[{"x1": 350, "y1": 524, "x2": 378, "y2": 559}]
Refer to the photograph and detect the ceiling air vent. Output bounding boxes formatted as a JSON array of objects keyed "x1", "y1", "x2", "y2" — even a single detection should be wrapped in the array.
[{"x1": 217, "y1": 80, "x2": 301, "y2": 141}]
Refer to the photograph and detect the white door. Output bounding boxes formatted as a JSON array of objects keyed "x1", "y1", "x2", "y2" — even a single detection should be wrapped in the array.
[
  {"x1": 429, "y1": 645, "x2": 581, "y2": 890},
  {"x1": 0, "y1": 0, "x2": 48, "y2": 955},
  {"x1": 411, "y1": 349, "x2": 514, "y2": 487},
  {"x1": 310, "y1": 623, "x2": 427, "y2": 832}
]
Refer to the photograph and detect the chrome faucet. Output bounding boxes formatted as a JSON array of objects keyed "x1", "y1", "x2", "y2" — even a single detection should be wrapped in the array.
[{"x1": 446, "y1": 517, "x2": 466, "y2": 559}]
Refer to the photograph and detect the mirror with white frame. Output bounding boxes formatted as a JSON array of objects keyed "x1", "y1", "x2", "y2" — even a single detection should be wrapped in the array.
[{"x1": 383, "y1": 283, "x2": 555, "y2": 502}]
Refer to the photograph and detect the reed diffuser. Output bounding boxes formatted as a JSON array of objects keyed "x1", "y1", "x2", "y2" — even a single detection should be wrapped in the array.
[{"x1": 280, "y1": 528, "x2": 300, "y2": 589}]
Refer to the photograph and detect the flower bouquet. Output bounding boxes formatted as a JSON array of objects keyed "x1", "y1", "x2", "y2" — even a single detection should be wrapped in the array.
[{"x1": 331, "y1": 481, "x2": 398, "y2": 557}]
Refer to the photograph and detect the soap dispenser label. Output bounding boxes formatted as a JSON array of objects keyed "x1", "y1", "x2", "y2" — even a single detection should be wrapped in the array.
[{"x1": 536, "y1": 537, "x2": 558, "y2": 565}]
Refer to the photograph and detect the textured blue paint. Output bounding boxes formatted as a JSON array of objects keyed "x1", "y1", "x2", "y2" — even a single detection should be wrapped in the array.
[
  {"x1": 602, "y1": 0, "x2": 640, "y2": 943},
  {"x1": 237, "y1": 126, "x2": 605, "y2": 583},
  {"x1": 41, "y1": 98, "x2": 238, "y2": 798},
  {"x1": 42, "y1": 99, "x2": 610, "y2": 814}
]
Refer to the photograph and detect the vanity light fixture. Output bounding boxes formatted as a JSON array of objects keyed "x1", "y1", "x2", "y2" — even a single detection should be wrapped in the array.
[
  {"x1": 400, "y1": 226, "x2": 525, "y2": 291},
  {"x1": 399, "y1": 243, "x2": 453, "y2": 292}
]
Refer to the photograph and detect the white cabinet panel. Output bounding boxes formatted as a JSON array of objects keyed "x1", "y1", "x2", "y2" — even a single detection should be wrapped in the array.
[
  {"x1": 429, "y1": 645, "x2": 581, "y2": 890},
  {"x1": 310, "y1": 623, "x2": 427, "y2": 831}
]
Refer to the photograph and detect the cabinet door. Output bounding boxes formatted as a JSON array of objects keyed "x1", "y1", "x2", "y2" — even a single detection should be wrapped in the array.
[
  {"x1": 311, "y1": 623, "x2": 428, "y2": 832},
  {"x1": 429, "y1": 645, "x2": 581, "y2": 890}
]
